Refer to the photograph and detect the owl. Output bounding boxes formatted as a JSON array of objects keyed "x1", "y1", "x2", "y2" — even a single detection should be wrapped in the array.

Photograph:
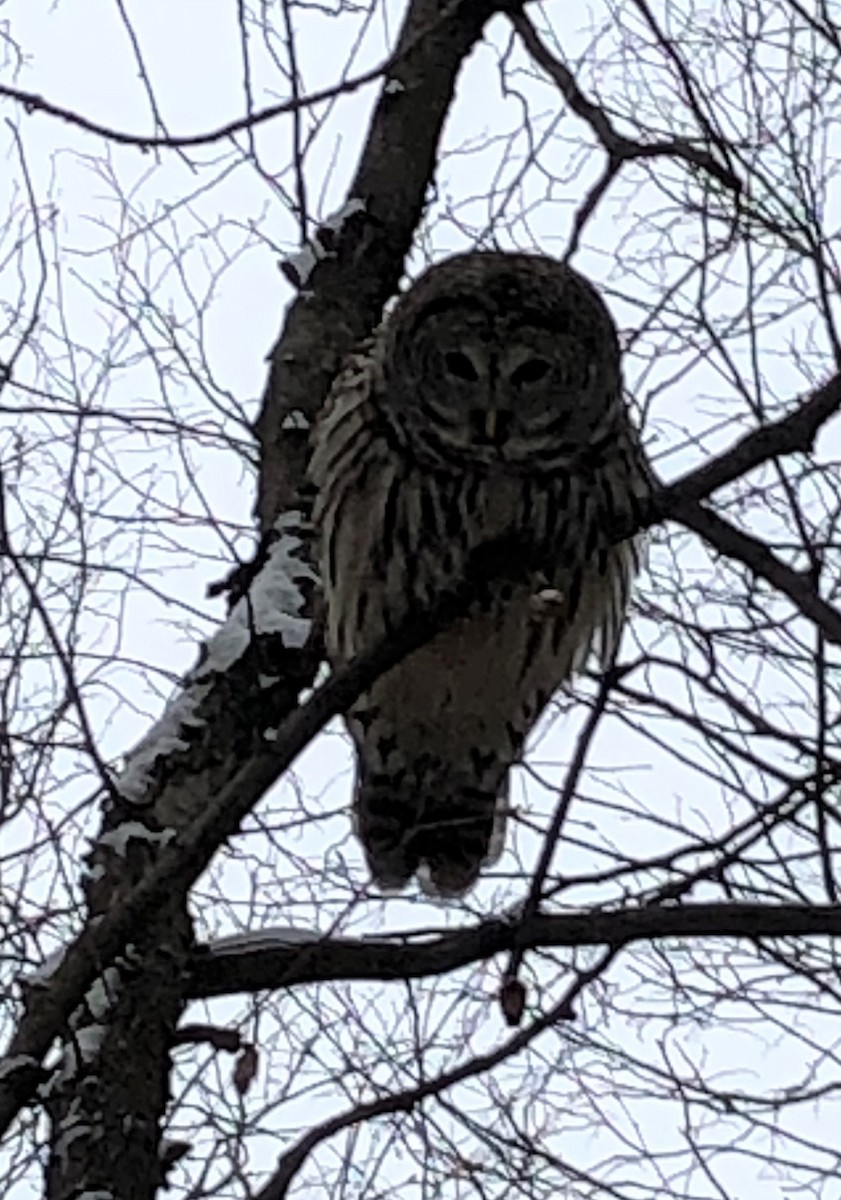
[{"x1": 310, "y1": 251, "x2": 649, "y2": 896}]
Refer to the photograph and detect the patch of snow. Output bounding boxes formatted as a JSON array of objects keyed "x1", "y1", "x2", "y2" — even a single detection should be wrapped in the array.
[
  {"x1": 116, "y1": 684, "x2": 210, "y2": 802},
  {"x1": 284, "y1": 243, "x2": 320, "y2": 288},
  {"x1": 84, "y1": 967, "x2": 121, "y2": 1022},
  {"x1": 97, "y1": 821, "x2": 176, "y2": 858},
  {"x1": 282, "y1": 197, "x2": 366, "y2": 287},
  {"x1": 117, "y1": 514, "x2": 312, "y2": 804},
  {"x1": 208, "y1": 926, "x2": 323, "y2": 954},
  {"x1": 209, "y1": 515, "x2": 314, "y2": 665},
  {"x1": 73, "y1": 1025, "x2": 108, "y2": 1067},
  {"x1": 41, "y1": 966, "x2": 123, "y2": 1098},
  {"x1": 326, "y1": 196, "x2": 366, "y2": 228},
  {"x1": 41, "y1": 1020, "x2": 109, "y2": 1098},
  {"x1": 280, "y1": 408, "x2": 311, "y2": 431},
  {"x1": 38, "y1": 1073, "x2": 60, "y2": 1100}
]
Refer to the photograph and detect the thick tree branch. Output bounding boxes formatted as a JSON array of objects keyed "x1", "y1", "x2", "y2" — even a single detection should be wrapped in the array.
[
  {"x1": 0, "y1": 561, "x2": 491, "y2": 1136},
  {"x1": 190, "y1": 903, "x2": 841, "y2": 998},
  {"x1": 255, "y1": 0, "x2": 521, "y2": 528}
]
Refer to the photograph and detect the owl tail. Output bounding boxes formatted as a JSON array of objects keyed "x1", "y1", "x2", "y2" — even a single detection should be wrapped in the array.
[{"x1": 353, "y1": 763, "x2": 509, "y2": 896}]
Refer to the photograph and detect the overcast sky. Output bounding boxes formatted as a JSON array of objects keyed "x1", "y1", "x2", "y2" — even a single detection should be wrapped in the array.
[{"x1": 1, "y1": 2, "x2": 839, "y2": 1197}]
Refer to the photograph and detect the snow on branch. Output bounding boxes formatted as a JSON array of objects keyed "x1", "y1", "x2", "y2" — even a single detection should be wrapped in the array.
[
  {"x1": 39, "y1": 966, "x2": 122, "y2": 1100},
  {"x1": 190, "y1": 903, "x2": 841, "y2": 999},
  {"x1": 207, "y1": 927, "x2": 324, "y2": 955},
  {"x1": 117, "y1": 513, "x2": 315, "y2": 804},
  {"x1": 209, "y1": 517, "x2": 315, "y2": 667},
  {"x1": 281, "y1": 198, "x2": 367, "y2": 290}
]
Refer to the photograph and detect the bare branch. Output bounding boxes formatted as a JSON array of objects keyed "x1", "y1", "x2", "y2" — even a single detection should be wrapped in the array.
[
  {"x1": 191, "y1": 902, "x2": 841, "y2": 998},
  {"x1": 661, "y1": 371, "x2": 841, "y2": 505},
  {"x1": 255, "y1": 947, "x2": 619, "y2": 1200},
  {"x1": 668, "y1": 498, "x2": 841, "y2": 647},
  {"x1": 512, "y1": 12, "x2": 741, "y2": 196}
]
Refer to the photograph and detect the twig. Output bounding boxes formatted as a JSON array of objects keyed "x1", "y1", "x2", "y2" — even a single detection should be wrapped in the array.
[{"x1": 254, "y1": 947, "x2": 619, "y2": 1200}]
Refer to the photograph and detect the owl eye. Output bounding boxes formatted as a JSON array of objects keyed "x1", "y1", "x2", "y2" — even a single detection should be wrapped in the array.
[
  {"x1": 510, "y1": 358, "x2": 551, "y2": 386},
  {"x1": 444, "y1": 351, "x2": 479, "y2": 382}
]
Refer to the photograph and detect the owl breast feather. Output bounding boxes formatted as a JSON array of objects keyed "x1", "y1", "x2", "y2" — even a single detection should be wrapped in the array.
[{"x1": 310, "y1": 354, "x2": 644, "y2": 894}]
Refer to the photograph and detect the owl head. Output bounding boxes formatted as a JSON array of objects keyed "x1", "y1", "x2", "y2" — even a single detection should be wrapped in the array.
[{"x1": 380, "y1": 251, "x2": 623, "y2": 472}]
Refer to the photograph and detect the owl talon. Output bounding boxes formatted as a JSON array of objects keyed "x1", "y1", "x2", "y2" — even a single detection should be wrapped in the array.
[{"x1": 529, "y1": 588, "x2": 566, "y2": 620}]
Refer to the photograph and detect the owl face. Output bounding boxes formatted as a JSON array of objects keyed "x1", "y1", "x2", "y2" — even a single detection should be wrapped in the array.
[{"x1": 381, "y1": 253, "x2": 623, "y2": 471}]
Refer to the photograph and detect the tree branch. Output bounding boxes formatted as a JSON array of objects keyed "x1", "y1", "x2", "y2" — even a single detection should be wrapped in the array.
[
  {"x1": 6, "y1": 359, "x2": 841, "y2": 1135},
  {"x1": 659, "y1": 370, "x2": 841, "y2": 504},
  {"x1": 0, "y1": 560, "x2": 489, "y2": 1136},
  {"x1": 255, "y1": 0, "x2": 521, "y2": 528},
  {"x1": 667, "y1": 498, "x2": 841, "y2": 646},
  {"x1": 254, "y1": 946, "x2": 618, "y2": 1200},
  {"x1": 0, "y1": 3, "x2": 488, "y2": 152},
  {"x1": 190, "y1": 903, "x2": 841, "y2": 998},
  {"x1": 512, "y1": 12, "x2": 741, "y2": 195}
]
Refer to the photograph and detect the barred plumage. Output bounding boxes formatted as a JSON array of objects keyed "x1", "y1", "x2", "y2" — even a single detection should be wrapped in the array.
[{"x1": 310, "y1": 252, "x2": 649, "y2": 896}]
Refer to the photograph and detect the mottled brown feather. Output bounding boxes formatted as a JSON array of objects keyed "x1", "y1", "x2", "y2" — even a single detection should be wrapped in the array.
[{"x1": 311, "y1": 252, "x2": 649, "y2": 895}]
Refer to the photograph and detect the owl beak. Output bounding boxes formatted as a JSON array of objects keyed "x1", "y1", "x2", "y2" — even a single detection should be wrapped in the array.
[
  {"x1": 485, "y1": 408, "x2": 513, "y2": 447},
  {"x1": 470, "y1": 407, "x2": 511, "y2": 447}
]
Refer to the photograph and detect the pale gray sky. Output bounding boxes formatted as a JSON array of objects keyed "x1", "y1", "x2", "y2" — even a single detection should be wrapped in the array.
[{"x1": 1, "y1": 2, "x2": 839, "y2": 1197}]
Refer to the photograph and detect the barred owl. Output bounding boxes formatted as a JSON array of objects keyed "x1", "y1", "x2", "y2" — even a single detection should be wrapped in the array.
[{"x1": 310, "y1": 251, "x2": 648, "y2": 896}]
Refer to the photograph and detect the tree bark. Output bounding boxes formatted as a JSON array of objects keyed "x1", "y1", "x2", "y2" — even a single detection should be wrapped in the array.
[{"x1": 255, "y1": 0, "x2": 521, "y2": 531}]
